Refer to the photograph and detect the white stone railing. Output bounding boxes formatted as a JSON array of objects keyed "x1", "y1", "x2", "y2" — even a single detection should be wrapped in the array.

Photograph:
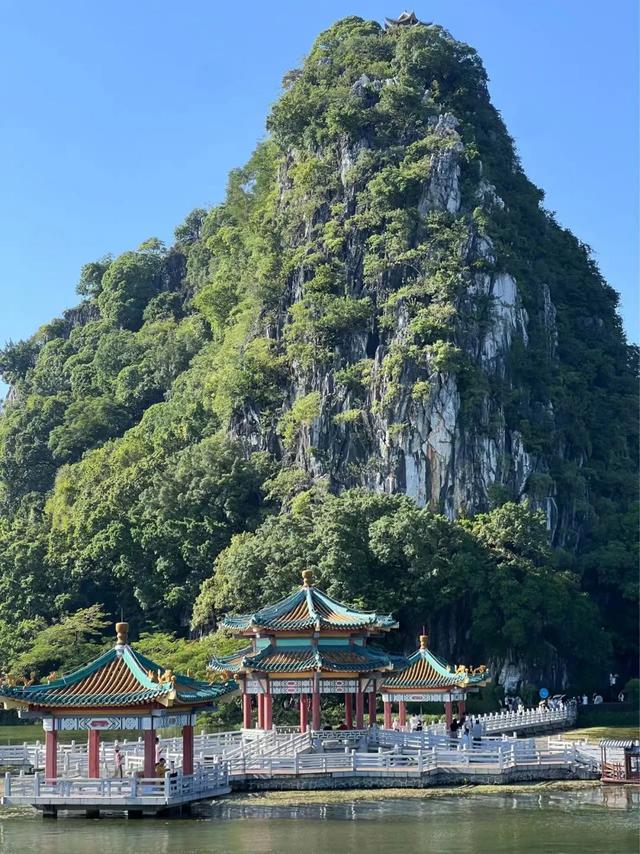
[
  {"x1": 0, "y1": 704, "x2": 576, "y2": 775},
  {"x1": 120, "y1": 729, "x2": 309, "y2": 774},
  {"x1": 397, "y1": 703, "x2": 576, "y2": 736},
  {"x1": 226, "y1": 741, "x2": 587, "y2": 778},
  {"x1": 476, "y1": 704, "x2": 576, "y2": 733},
  {"x1": 2, "y1": 762, "x2": 230, "y2": 806},
  {"x1": 375, "y1": 728, "x2": 536, "y2": 754}
]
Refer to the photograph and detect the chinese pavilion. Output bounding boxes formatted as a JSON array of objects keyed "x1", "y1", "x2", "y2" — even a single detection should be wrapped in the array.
[
  {"x1": 0, "y1": 622, "x2": 235, "y2": 779},
  {"x1": 380, "y1": 634, "x2": 489, "y2": 728},
  {"x1": 209, "y1": 570, "x2": 398, "y2": 732},
  {"x1": 384, "y1": 11, "x2": 422, "y2": 29}
]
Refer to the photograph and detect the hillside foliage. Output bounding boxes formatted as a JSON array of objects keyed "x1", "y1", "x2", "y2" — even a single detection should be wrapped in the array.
[{"x1": 0, "y1": 17, "x2": 636, "y2": 689}]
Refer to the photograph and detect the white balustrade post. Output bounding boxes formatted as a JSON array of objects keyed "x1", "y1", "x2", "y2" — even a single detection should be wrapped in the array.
[
  {"x1": 164, "y1": 771, "x2": 171, "y2": 800},
  {"x1": 417, "y1": 750, "x2": 423, "y2": 775},
  {"x1": 34, "y1": 772, "x2": 41, "y2": 797},
  {"x1": 4, "y1": 772, "x2": 11, "y2": 797}
]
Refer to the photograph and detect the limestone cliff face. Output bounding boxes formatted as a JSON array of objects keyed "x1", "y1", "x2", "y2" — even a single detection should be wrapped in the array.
[
  {"x1": 223, "y1": 17, "x2": 635, "y2": 596},
  {"x1": 232, "y1": 110, "x2": 560, "y2": 538}
]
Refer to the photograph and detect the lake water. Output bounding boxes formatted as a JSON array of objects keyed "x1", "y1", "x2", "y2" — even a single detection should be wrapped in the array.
[{"x1": 0, "y1": 788, "x2": 637, "y2": 853}]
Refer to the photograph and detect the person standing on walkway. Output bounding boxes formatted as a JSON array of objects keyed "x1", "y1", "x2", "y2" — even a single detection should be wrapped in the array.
[{"x1": 114, "y1": 745, "x2": 123, "y2": 778}]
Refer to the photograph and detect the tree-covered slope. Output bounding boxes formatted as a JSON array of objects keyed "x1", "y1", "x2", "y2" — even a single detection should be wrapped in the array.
[{"x1": 0, "y1": 17, "x2": 636, "y2": 686}]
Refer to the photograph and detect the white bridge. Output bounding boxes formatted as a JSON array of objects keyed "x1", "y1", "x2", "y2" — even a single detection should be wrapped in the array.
[
  {"x1": 0, "y1": 702, "x2": 576, "y2": 776},
  {"x1": 0, "y1": 703, "x2": 592, "y2": 814}
]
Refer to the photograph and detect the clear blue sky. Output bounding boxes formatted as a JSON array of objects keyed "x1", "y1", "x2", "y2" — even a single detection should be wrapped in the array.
[{"x1": 0, "y1": 0, "x2": 637, "y2": 395}]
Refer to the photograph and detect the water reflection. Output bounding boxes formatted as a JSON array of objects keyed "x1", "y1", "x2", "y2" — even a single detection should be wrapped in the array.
[
  {"x1": 204, "y1": 785, "x2": 639, "y2": 821},
  {"x1": 0, "y1": 788, "x2": 636, "y2": 854}
]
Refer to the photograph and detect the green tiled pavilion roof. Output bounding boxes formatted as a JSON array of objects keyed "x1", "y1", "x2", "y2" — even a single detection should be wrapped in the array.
[
  {"x1": 0, "y1": 643, "x2": 237, "y2": 711},
  {"x1": 210, "y1": 643, "x2": 396, "y2": 675},
  {"x1": 221, "y1": 570, "x2": 398, "y2": 633},
  {"x1": 382, "y1": 636, "x2": 489, "y2": 691}
]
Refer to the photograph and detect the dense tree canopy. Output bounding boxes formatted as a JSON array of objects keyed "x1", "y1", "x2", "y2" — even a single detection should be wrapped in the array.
[
  {"x1": 0, "y1": 16, "x2": 636, "y2": 691},
  {"x1": 193, "y1": 493, "x2": 607, "y2": 688}
]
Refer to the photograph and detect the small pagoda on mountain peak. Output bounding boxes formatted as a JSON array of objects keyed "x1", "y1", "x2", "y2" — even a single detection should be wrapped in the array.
[{"x1": 384, "y1": 10, "x2": 423, "y2": 30}]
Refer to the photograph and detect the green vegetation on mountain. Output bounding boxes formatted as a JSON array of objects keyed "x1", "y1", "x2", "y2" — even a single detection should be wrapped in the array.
[{"x1": 0, "y1": 17, "x2": 636, "y2": 690}]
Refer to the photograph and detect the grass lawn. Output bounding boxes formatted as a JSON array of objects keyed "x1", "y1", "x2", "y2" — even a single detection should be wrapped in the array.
[
  {"x1": 0, "y1": 724, "x2": 43, "y2": 744},
  {"x1": 0, "y1": 725, "x2": 165, "y2": 745},
  {"x1": 562, "y1": 725, "x2": 640, "y2": 743}
]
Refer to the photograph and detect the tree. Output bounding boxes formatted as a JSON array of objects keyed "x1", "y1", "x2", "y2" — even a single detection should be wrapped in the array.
[
  {"x1": 7, "y1": 605, "x2": 110, "y2": 678},
  {"x1": 98, "y1": 250, "x2": 163, "y2": 330},
  {"x1": 193, "y1": 492, "x2": 605, "y2": 681},
  {"x1": 76, "y1": 256, "x2": 112, "y2": 298}
]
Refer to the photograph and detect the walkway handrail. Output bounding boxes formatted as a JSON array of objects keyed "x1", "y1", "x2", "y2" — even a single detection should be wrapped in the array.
[
  {"x1": 2, "y1": 762, "x2": 230, "y2": 803},
  {"x1": 0, "y1": 703, "x2": 577, "y2": 775},
  {"x1": 225, "y1": 742, "x2": 586, "y2": 777}
]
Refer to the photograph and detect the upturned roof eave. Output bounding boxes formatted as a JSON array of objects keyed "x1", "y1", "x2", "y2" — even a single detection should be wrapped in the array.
[
  {"x1": 0, "y1": 642, "x2": 230, "y2": 711},
  {"x1": 220, "y1": 579, "x2": 398, "y2": 634}
]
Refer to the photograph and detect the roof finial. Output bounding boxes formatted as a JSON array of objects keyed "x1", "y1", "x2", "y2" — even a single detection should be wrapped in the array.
[
  {"x1": 419, "y1": 633, "x2": 428, "y2": 650},
  {"x1": 301, "y1": 569, "x2": 314, "y2": 587},
  {"x1": 115, "y1": 622, "x2": 129, "y2": 657}
]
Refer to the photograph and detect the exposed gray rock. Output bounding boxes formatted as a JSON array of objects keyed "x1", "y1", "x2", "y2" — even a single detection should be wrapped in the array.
[
  {"x1": 231, "y1": 110, "x2": 567, "y2": 541},
  {"x1": 475, "y1": 178, "x2": 505, "y2": 210},
  {"x1": 418, "y1": 114, "x2": 464, "y2": 215}
]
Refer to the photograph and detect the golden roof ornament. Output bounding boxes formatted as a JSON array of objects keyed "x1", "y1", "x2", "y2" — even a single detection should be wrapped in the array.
[
  {"x1": 419, "y1": 634, "x2": 428, "y2": 650},
  {"x1": 302, "y1": 569, "x2": 314, "y2": 587},
  {"x1": 158, "y1": 669, "x2": 176, "y2": 687},
  {"x1": 115, "y1": 621, "x2": 128, "y2": 657}
]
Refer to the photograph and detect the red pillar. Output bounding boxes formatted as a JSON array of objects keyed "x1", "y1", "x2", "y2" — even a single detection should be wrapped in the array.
[
  {"x1": 45, "y1": 729, "x2": 57, "y2": 779},
  {"x1": 88, "y1": 729, "x2": 100, "y2": 778},
  {"x1": 312, "y1": 684, "x2": 321, "y2": 731},
  {"x1": 299, "y1": 693, "x2": 308, "y2": 733},
  {"x1": 444, "y1": 701, "x2": 453, "y2": 728},
  {"x1": 345, "y1": 693, "x2": 353, "y2": 729},
  {"x1": 398, "y1": 701, "x2": 407, "y2": 728},
  {"x1": 458, "y1": 700, "x2": 466, "y2": 720},
  {"x1": 243, "y1": 692, "x2": 252, "y2": 729},
  {"x1": 368, "y1": 691, "x2": 377, "y2": 726},
  {"x1": 143, "y1": 728, "x2": 156, "y2": 777},
  {"x1": 257, "y1": 693, "x2": 264, "y2": 729},
  {"x1": 264, "y1": 688, "x2": 273, "y2": 730},
  {"x1": 182, "y1": 724, "x2": 194, "y2": 775},
  {"x1": 355, "y1": 691, "x2": 364, "y2": 729},
  {"x1": 383, "y1": 699, "x2": 392, "y2": 729}
]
